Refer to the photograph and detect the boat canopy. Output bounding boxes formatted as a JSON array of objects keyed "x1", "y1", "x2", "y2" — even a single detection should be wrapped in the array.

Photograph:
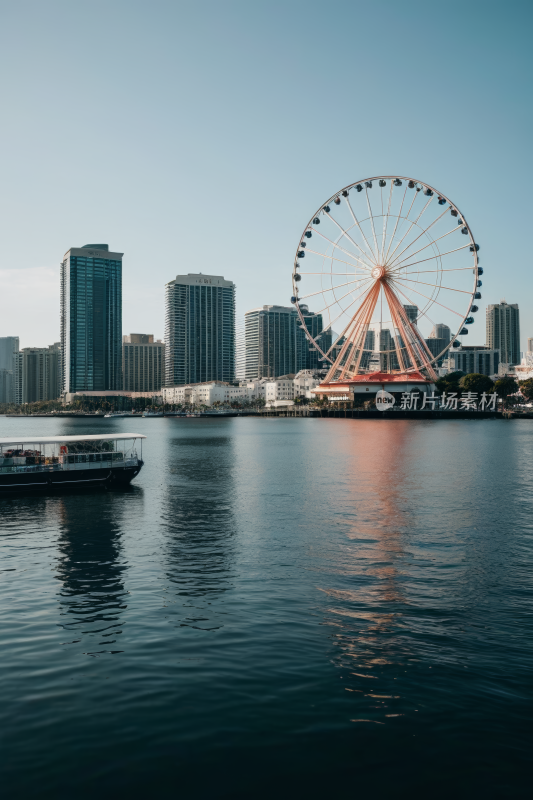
[{"x1": 0, "y1": 433, "x2": 146, "y2": 446}]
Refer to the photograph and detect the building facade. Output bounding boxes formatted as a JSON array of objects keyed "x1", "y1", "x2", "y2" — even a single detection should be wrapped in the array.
[
  {"x1": 18, "y1": 344, "x2": 61, "y2": 403},
  {"x1": 429, "y1": 323, "x2": 451, "y2": 344},
  {"x1": 243, "y1": 304, "x2": 328, "y2": 380},
  {"x1": 424, "y1": 337, "x2": 449, "y2": 367},
  {"x1": 450, "y1": 346, "x2": 500, "y2": 377},
  {"x1": 123, "y1": 334, "x2": 165, "y2": 392},
  {"x1": 0, "y1": 336, "x2": 19, "y2": 403},
  {"x1": 165, "y1": 273, "x2": 235, "y2": 386},
  {"x1": 60, "y1": 244, "x2": 123, "y2": 394},
  {"x1": 486, "y1": 302, "x2": 520, "y2": 366},
  {"x1": 161, "y1": 370, "x2": 319, "y2": 407}
]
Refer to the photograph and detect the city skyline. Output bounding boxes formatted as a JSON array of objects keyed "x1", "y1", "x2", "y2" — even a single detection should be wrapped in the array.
[{"x1": 0, "y1": 2, "x2": 532, "y2": 351}]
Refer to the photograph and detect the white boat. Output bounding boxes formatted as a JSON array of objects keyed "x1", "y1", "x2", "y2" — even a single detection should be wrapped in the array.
[{"x1": 104, "y1": 411, "x2": 129, "y2": 418}]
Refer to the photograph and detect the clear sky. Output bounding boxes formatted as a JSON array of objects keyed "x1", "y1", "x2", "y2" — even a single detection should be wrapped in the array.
[{"x1": 1, "y1": 0, "x2": 531, "y2": 350}]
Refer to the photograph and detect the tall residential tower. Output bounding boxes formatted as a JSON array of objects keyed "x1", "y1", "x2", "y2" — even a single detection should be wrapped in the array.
[
  {"x1": 486, "y1": 301, "x2": 520, "y2": 366},
  {"x1": 165, "y1": 273, "x2": 235, "y2": 386},
  {"x1": 60, "y1": 244, "x2": 123, "y2": 393}
]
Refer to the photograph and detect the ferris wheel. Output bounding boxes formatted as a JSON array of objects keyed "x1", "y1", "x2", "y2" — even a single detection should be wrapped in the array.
[{"x1": 291, "y1": 176, "x2": 481, "y2": 384}]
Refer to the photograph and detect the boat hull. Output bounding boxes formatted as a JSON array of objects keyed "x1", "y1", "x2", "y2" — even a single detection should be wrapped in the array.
[{"x1": 0, "y1": 462, "x2": 144, "y2": 493}]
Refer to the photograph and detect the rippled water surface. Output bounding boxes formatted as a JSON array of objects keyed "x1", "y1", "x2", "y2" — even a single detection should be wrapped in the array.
[{"x1": 1, "y1": 417, "x2": 532, "y2": 798}]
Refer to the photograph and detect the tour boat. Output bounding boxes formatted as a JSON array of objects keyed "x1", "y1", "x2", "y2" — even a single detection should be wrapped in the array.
[
  {"x1": 104, "y1": 411, "x2": 129, "y2": 418},
  {"x1": 0, "y1": 433, "x2": 145, "y2": 492}
]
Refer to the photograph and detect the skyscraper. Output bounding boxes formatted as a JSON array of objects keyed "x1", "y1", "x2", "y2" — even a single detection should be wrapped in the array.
[
  {"x1": 527, "y1": 337, "x2": 533, "y2": 353},
  {"x1": 0, "y1": 336, "x2": 19, "y2": 403},
  {"x1": 123, "y1": 334, "x2": 165, "y2": 392},
  {"x1": 20, "y1": 345, "x2": 60, "y2": 403},
  {"x1": 244, "y1": 305, "x2": 298, "y2": 380},
  {"x1": 486, "y1": 302, "x2": 520, "y2": 366},
  {"x1": 60, "y1": 244, "x2": 123, "y2": 393},
  {"x1": 403, "y1": 305, "x2": 418, "y2": 324},
  {"x1": 297, "y1": 304, "x2": 332, "y2": 372},
  {"x1": 165, "y1": 273, "x2": 235, "y2": 386},
  {"x1": 429, "y1": 323, "x2": 451, "y2": 344}
]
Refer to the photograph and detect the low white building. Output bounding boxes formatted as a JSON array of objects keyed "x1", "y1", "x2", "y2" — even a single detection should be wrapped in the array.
[
  {"x1": 162, "y1": 371, "x2": 321, "y2": 408},
  {"x1": 162, "y1": 381, "x2": 250, "y2": 407}
]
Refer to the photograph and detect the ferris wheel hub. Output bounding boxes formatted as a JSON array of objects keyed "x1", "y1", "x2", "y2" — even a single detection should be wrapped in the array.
[{"x1": 371, "y1": 266, "x2": 386, "y2": 280}]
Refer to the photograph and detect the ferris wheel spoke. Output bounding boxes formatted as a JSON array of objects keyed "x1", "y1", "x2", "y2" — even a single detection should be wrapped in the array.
[
  {"x1": 385, "y1": 195, "x2": 433, "y2": 266},
  {"x1": 365, "y1": 188, "x2": 380, "y2": 262},
  {"x1": 345, "y1": 196, "x2": 377, "y2": 265},
  {"x1": 402, "y1": 266, "x2": 475, "y2": 275},
  {"x1": 302, "y1": 248, "x2": 370, "y2": 271},
  {"x1": 312, "y1": 277, "x2": 374, "y2": 319},
  {"x1": 384, "y1": 203, "x2": 451, "y2": 269},
  {"x1": 298, "y1": 276, "x2": 370, "y2": 302},
  {"x1": 388, "y1": 243, "x2": 473, "y2": 274},
  {"x1": 383, "y1": 185, "x2": 408, "y2": 264},
  {"x1": 315, "y1": 283, "x2": 377, "y2": 355},
  {"x1": 391, "y1": 278, "x2": 466, "y2": 317},
  {"x1": 311, "y1": 227, "x2": 374, "y2": 271},
  {"x1": 325, "y1": 212, "x2": 376, "y2": 270},
  {"x1": 384, "y1": 281, "x2": 437, "y2": 329},
  {"x1": 391, "y1": 276, "x2": 474, "y2": 295},
  {"x1": 380, "y1": 180, "x2": 395, "y2": 263},
  {"x1": 299, "y1": 271, "x2": 367, "y2": 276},
  {"x1": 388, "y1": 226, "x2": 467, "y2": 272}
]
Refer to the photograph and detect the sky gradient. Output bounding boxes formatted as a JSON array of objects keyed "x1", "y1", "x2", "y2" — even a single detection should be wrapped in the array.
[{"x1": 1, "y1": 0, "x2": 531, "y2": 350}]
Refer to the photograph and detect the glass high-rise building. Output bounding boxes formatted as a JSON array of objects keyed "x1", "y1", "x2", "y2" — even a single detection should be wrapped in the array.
[
  {"x1": 60, "y1": 244, "x2": 123, "y2": 393},
  {"x1": 165, "y1": 273, "x2": 235, "y2": 386},
  {"x1": 486, "y1": 302, "x2": 520, "y2": 365}
]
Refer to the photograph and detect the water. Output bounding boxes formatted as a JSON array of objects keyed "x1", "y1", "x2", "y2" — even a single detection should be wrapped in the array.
[{"x1": 1, "y1": 416, "x2": 532, "y2": 798}]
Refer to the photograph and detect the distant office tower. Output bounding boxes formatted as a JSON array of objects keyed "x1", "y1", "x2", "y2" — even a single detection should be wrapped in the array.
[
  {"x1": 403, "y1": 305, "x2": 418, "y2": 324},
  {"x1": 528, "y1": 337, "x2": 533, "y2": 353},
  {"x1": 486, "y1": 301, "x2": 520, "y2": 366},
  {"x1": 235, "y1": 320, "x2": 246, "y2": 381},
  {"x1": 424, "y1": 337, "x2": 449, "y2": 367},
  {"x1": 123, "y1": 334, "x2": 165, "y2": 392},
  {"x1": 165, "y1": 273, "x2": 235, "y2": 386},
  {"x1": 450, "y1": 346, "x2": 500, "y2": 377},
  {"x1": 379, "y1": 329, "x2": 399, "y2": 371},
  {"x1": 244, "y1": 305, "x2": 298, "y2": 380},
  {"x1": 297, "y1": 304, "x2": 332, "y2": 372},
  {"x1": 359, "y1": 329, "x2": 375, "y2": 370},
  {"x1": 0, "y1": 336, "x2": 19, "y2": 403},
  {"x1": 429, "y1": 323, "x2": 451, "y2": 344},
  {"x1": 19, "y1": 345, "x2": 61, "y2": 403},
  {"x1": 60, "y1": 244, "x2": 123, "y2": 394}
]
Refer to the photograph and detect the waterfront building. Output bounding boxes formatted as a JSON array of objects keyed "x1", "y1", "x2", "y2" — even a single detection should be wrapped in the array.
[
  {"x1": 0, "y1": 336, "x2": 19, "y2": 403},
  {"x1": 162, "y1": 381, "x2": 248, "y2": 407},
  {"x1": 161, "y1": 370, "x2": 319, "y2": 407},
  {"x1": 297, "y1": 304, "x2": 332, "y2": 372},
  {"x1": 123, "y1": 334, "x2": 165, "y2": 392},
  {"x1": 19, "y1": 344, "x2": 61, "y2": 403},
  {"x1": 165, "y1": 273, "x2": 235, "y2": 386},
  {"x1": 60, "y1": 244, "x2": 123, "y2": 394},
  {"x1": 244, "y1": 304, "x2": 329, "y2": 380},
  {"x1": 235, "y1": 320, "x2": 246, "y2": 381},
  {"x1": 244, "y1": 305, "x2": 298, "y2": 380},
  {"x1": 486, "y1": 301, "x2": 520, "y2": 366},
  {"x1": 450, "y1": 346, "x2": 500, "y2": 377}
]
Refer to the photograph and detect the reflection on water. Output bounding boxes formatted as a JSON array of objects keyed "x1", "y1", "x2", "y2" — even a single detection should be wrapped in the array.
[
  {"x1": 54, "y1": 491, "x2": 135, "y2": 654},
  {"x1": 319, "y1": 422, "x2": 416, "y2": 719},
  {"x1": 162, "y1": 435, "x2": 236, "y2": 631}
]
